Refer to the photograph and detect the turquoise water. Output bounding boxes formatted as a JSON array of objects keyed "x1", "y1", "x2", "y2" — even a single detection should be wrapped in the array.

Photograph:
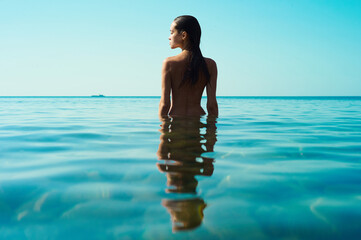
[{"x1": 1, "y1": 96, "x2": 361, "y2": 239}]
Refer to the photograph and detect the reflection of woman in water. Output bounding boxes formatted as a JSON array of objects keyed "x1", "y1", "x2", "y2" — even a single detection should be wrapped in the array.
[
  {"x1": 157, "y1": 117, "x2": 216, "y2": 193},
  {"x1": 159, "y1": 15, "x2": 218, "y2": 117},
  {"x1": 157, "y1": 116, "x2": 217, "y2": 231}
]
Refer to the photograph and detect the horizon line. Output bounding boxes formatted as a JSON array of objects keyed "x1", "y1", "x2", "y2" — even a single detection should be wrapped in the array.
[{"x1": 0, "y1": 96, "x2": 360, "y2": 98}]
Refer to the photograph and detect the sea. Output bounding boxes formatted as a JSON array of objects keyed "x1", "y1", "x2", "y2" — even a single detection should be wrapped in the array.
[{"x1": 0, "y1": 96, "x2": 360, "y2": 240}]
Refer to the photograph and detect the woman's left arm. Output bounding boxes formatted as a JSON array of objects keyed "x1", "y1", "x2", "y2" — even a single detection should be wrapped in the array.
[{"x1": 159, "y1": 59, "x2": 171, "y2": 117}]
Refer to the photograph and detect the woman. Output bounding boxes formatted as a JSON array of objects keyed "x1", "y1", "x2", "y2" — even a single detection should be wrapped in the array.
[{"x1": 159, "y1": 15, "x2": 218, "y2": 117}]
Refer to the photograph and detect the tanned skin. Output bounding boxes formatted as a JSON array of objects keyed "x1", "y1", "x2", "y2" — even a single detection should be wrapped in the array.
[{"x1": 159, "y1": 22, "x2": 218, "y2": 117}]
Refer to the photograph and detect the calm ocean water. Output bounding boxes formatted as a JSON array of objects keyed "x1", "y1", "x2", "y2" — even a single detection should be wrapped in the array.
[{"x1": 0, "y1": 96, "x2": 360, "y2": 239}]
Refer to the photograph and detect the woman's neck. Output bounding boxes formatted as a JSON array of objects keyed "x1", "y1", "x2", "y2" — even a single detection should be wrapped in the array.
[{"x1": 181, "y1": 49, "x2": 191, "y2": 54}]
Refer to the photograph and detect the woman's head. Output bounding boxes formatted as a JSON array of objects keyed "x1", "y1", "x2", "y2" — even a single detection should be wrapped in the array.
[
  {"x1": 171, "y1": 15, "x2": 202, "y2": 51},
  {"x1": 169, "y1": 15, "x2": 210, "y2": 85}
]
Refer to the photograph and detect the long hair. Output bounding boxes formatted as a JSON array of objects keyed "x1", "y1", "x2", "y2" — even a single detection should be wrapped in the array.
[{"x1": 173, "y1": 15, "x2": 210, "y2": 86}]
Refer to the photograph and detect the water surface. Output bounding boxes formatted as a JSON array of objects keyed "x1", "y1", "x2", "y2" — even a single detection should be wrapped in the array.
[{"x1": 0, "y1": 97, "x2": 361, "y2": 239}]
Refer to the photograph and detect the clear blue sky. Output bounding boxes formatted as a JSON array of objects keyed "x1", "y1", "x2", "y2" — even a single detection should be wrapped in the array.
[{"x1": 1, "y1": 0, "x2": 360, "y2": 96}]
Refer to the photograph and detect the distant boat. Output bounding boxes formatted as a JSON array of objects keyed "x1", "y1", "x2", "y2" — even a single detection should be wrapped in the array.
[{"x1": 91, "y1": 94, "x2": 105, "y2": 97}]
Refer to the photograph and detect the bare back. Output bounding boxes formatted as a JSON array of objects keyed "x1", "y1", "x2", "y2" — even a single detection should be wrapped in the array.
[{"x1": 159, "y1": 51, "x2": 218, "y2": 117}]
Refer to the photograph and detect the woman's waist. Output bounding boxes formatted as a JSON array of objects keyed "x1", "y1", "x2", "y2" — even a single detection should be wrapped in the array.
[{"x1": 169, "y1": 105, "x2": 206, "y2": 116}]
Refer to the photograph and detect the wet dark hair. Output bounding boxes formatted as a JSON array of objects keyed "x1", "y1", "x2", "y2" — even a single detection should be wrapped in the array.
[{"x1": 173, "y1": 15, "x2": 210, "y2": 86}]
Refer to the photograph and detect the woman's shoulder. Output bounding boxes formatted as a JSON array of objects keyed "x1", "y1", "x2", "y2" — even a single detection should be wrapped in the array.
[
  {"x1": 164, "y1": 53, "x2": 186, "y2": 62},
  {"x1": 163, "y1": 54, "x2": 189, "y2": 70},
  {"x1": 204, "y1": 57, "x2": 217, "y2": 72},
  {"x1": 162, "y1": 55, "x2": 181, "y2": 67},
  {"x1": 163, "y1": 56, "x2": 174, "y2": 65},
  {"x1": 162, "y1": 56, "x2": 178, "y2": 71},
  {"x1": 204, "y1": 57, "x2": 216, "y2": 65}
]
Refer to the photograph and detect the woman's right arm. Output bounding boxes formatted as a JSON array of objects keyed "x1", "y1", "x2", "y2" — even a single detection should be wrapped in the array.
[
  {"x1": 159, "y1": 59, "x2": 172, "y2": 117},
  {"x1": 206, "y1": 59, "x2": 218, "y2": 117}
]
